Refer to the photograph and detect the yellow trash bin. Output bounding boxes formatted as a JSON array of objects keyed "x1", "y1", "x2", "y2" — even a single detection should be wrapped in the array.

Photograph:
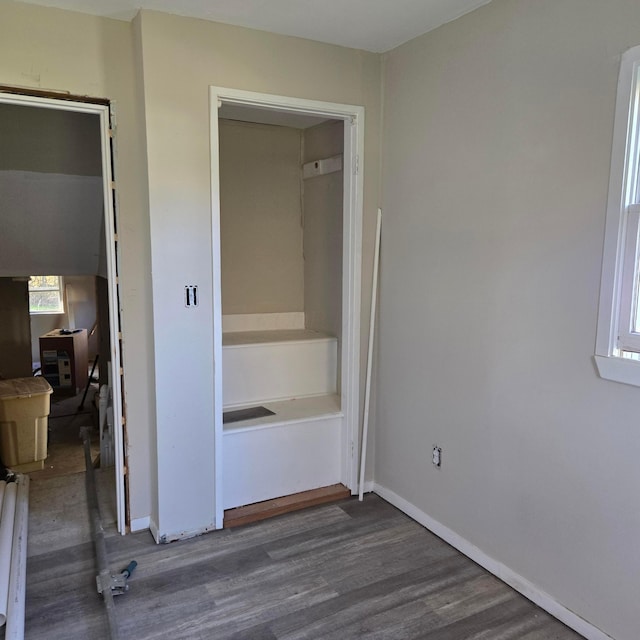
[{"x1": 0, "y1": 377, "x2": 52, "y2": 472}]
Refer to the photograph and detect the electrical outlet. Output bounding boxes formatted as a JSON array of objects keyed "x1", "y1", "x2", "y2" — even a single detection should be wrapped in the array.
[{"x1": 432, "y1": 446, "x2": 442, "y2": 468}]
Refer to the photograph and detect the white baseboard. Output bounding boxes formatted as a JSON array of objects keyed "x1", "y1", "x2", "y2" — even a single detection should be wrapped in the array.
[
  {"x1": 149, "y1": 518, "x2": 160, "y2": 544},
  {"x1": 129, "y1": 516, "x2": 150, "y2": 533},
  {"x1": 360, "y1": 480, "x2": 375, "y2": 494},
  {"x1": 372, "y1": 483, "x2": 613, "y2": 640},
  {"x1": 150, "y1": 522, "x2": 217, "y2": 544}
]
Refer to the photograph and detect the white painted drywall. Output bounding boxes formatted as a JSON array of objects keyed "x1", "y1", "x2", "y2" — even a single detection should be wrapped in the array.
[
  {"x1": 303, "y1": 120, "x2": 344, "y2": 339},
  {"x1": 0, "y1": 102, "x2": 102, "y2": 176},
  {"x1": 0, "y1": 1, "x2": 155, "y2": 525},
  {"x1": 0, "y1": 103, "x2": 107, "y2": 278},
  {"x1": 378, "y1": 1, "x2": 640, "y2": 638},
  {"x1": 219, "y1": 119, "x2": 304, "y2": 315},
  {"x1": 222, "y1": 336, "x2": 338, "y2": 407},
  {"x1": 137, "y1": 9, "x2": 381, "y2": 537},
  {"x1": 0, "y1": 171, "x2": 104, "y2": 277}
]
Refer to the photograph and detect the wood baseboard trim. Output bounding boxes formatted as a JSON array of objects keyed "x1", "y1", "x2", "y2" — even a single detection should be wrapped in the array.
[{"x1": 224, "y1": 483, "x2": 351, "y2": 528}]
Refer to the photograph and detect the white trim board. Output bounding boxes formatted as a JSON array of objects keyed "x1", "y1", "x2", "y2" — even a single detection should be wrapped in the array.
[
  {"x1": 130, "y1": 516, "x2": 150, "y2": 533},
  {"x1": 372, "y1": 483, "x2": 613, "y2": 640},
  {"x1": 222, "y1": 333, "x2": 337, "y2": 407}
]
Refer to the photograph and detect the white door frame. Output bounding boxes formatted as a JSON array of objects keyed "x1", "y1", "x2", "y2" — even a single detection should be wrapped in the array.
[
  {"x1": 0, "y1": 92, "x2": 127, "y2": 534},
  {"x1": 209, "y1": 87, "x2": 364, "y2": 528}
]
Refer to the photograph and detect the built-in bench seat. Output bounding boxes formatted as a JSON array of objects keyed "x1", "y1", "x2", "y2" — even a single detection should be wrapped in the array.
[
  {"x1": 220, "y1": 327, "x2": 343, "y2": 511},
  {"x1": 222, "y1": 328, "x2": 338, "y2": 408},
  {"x1": 222, "y1": 394, "x2": 343, "y2": 509}
]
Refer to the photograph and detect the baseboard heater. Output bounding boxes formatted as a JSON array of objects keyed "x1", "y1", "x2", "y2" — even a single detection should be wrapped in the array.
[
  {"x1": 0, "y1": 474, "x2": 29, "y2": 640},
  {"x1": 223, "y1": 406, "x2": 275, "y2": 424}
]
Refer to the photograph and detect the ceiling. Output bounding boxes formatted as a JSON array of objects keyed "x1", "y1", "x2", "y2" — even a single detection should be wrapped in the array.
[{"x1": 15, "y1": 0, "x2": 493, "y2": 53}]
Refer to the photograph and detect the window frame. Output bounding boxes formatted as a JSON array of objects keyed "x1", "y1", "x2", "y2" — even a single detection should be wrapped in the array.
[
  {"x1": 28, "y1": 275, "x2": 65, "y2": 315},
  {"x1": 595, "y1": 45, "x2": 640, "y2": 386}
]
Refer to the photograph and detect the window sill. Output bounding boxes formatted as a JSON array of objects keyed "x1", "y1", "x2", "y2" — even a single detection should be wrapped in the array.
[{"x1": 594, "y1": 354, "x2": 640, "y2": 387}]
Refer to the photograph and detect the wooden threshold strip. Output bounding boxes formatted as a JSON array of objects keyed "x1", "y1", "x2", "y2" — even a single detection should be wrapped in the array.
[{"x1": 224, "y1": 483, "x2": 351, "y2": 528}]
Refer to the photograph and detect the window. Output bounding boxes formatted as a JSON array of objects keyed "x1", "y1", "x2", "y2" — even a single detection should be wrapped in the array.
[
  {"x1": 28, "y1": 276, "x2": 64, "y2": 315},
  {"x1": 595, "y1": 45, "x2": 640, "y2": 386}
]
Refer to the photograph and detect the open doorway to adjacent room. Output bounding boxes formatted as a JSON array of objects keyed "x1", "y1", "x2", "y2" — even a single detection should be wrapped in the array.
[{"x1": 0, "y1": 92, "x2": 127, "y2": 535}]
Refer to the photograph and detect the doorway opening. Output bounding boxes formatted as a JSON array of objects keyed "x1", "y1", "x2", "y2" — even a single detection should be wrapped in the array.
[
  {"x1": 210, "y1": 88, "x2": 364, "y2": 527},
  {"x1": 0, "y1": 91, "x2": 127, "y2": 534}
]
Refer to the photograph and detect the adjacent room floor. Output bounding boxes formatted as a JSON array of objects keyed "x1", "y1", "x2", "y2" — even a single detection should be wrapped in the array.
[
  {"x1": 29, "y1": 381, "x2": 100, "y2": 481},
  {"x1": 18, "y1": 479, "x2": 583, "y2": 640}
]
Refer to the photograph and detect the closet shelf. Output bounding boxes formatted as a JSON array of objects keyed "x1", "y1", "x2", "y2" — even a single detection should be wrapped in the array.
[
  {"x1": 222, "y1": 393, "x2": 342, "y2": 433},
  {"x1": 222, "y1": 328, "x2": 334, "y2": 347}
]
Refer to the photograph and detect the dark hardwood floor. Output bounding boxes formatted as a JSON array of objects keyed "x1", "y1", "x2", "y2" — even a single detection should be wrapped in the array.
[{"x1": 21, "y1": 489, "x2": 583, "y2": 639}]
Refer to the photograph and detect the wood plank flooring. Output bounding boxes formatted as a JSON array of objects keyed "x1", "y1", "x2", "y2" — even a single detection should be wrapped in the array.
[
  {"x1": 29, "y1": 385, "x2": 100, "y2": 481},
  {"x1": 18, "y1": 477, "x2": 584, "y2": 640},
  {"x1": 224, "y1": 484, "x2": 352, "y2": 528}
]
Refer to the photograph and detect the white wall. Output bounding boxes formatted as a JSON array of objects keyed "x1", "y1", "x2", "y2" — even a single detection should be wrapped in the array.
[
  {"x1": 0, "y1": 171, "x2": 105, "y2": 277},
  {"x1": 0, "y1": 103, "x2": 106, "y2": 278},
  {"x1": 137, "y1": 9, "x2": 381, "y2": 537},
  {"x1": 219, "y1": 119, "x2": 304, "y2": 315},
  {"x1": 377, "y1": 1, "x2": 640, "y2": 639},
  {"x1": 0, "y1": 1, "x2": 155, "y2": 524},
  {"x1": 0, "y1": 102, "x2": 102, "y2": 175}
]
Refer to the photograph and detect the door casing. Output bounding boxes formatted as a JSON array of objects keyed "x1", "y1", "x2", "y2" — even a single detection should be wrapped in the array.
[
  {"x1": 209, "y1": 87, "x2": 365, "y2": 527},
  {"x1": 0, "y1": 91, "x2": 127, "y2": 534}
]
